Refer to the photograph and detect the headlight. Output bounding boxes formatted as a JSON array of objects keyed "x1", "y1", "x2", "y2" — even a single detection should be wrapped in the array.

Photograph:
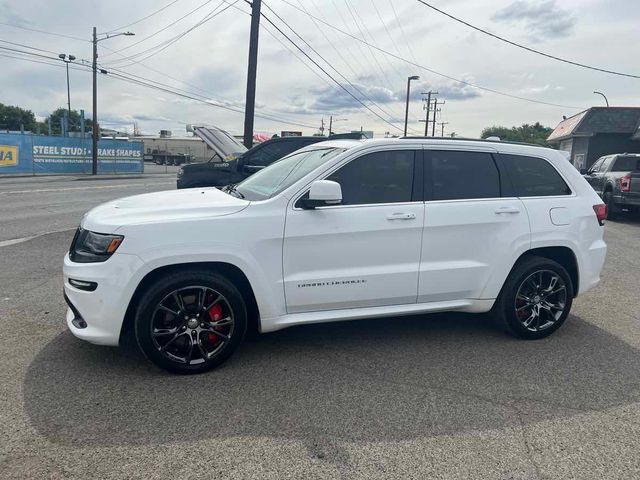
[
  {"x1": 69, "y1": 228, "x2": 124, "y2": 263},
  {"x1": 177, "y1": 167, "x2": 184, "y2": 177}
]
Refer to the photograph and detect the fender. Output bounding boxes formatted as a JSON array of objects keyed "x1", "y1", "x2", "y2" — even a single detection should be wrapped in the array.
[{"x1": 135, "y1": 242, "x2": 286, "y2": 322}]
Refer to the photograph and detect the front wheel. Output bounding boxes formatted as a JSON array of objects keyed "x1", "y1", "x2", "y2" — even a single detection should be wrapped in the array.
[
  {"x1": 493, "y1": 256, "x2": 574, "y2": 339},
  {"x1": 134, "y1": 270, "x2": 247, "y2": 374}
]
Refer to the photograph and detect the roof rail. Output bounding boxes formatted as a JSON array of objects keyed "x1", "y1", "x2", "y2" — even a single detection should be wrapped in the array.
[{"x1": 398, "y1": 136, "x2": 545, "y2": 147}]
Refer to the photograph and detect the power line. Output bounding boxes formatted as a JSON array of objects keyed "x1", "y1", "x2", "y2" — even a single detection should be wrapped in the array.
[
  {"x1": 105, "y1": 1, "x2": 234, "y2": 67},
  {"x1": 101, "y1": 0, "x2": 218, "y2": 58},
  {"x1": 261, "y1": 3, "x2": 405, "y2": 132},
  {"x1": 388, "y1": 0, "x2": 418, "y2": 64},
  {"x1": 371, "y1": 0, "x2": 405, "y2": 62},
  {"x1": 342, "y1": 0, "x2": 396, "y2": 90},
  {"x1": 0, "y1": 53, "x2": 88, "y2": 72},
  {"x1": 2, "y1": 46, "x2": 320, "y2": 129},
  {"x1": 278, "y1": 0, "x2": 583, "y2": 109},
  {"x1": 0, "y1": 22, "x2": 87, "y2": 42},
  {"x1": 105, "y1": 0, "x2": 182, "y2": 33},
  {"x1": 0, "y1": 39, "x2": 59, "y2": 55},
  {"x1": 414, "y1": 0, "x2": 640, "y2": 79},
  {"x1": 104, "y1": 70, "x2": 319, "y2": 128}
]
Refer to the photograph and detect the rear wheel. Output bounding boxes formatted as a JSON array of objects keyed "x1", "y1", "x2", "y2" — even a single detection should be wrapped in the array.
[
  {"x1": 494, "y1": 256, "x2": 573, "y2": 339},
  {"x1": 603, "y1": 190, "x2": 620, "y2": 219},
  {"x1": 134, "y1": 270, "x2": 247, "y2": 374}
]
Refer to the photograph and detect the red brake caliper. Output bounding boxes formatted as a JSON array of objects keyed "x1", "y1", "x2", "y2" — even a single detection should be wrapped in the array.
[{"x1": 207, "y1": 303, "x2": 223, "y2": 343}]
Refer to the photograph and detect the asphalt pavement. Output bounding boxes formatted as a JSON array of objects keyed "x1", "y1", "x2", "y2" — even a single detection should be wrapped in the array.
[{"x1": 1, "y1": 174, "x2": 640, "y2": 479}]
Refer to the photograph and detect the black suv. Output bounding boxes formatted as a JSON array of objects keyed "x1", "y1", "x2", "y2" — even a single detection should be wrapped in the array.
[{"x1": 177, "y1": 133, "x2": 364, "y2": 189}]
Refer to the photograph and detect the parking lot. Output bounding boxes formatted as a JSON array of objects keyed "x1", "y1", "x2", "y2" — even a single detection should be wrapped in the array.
[{"x1": 2, "y1": 174, "x2": 640, "y2": 479}]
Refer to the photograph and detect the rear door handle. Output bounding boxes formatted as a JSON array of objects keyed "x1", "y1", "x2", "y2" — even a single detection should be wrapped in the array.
[
  {"x1": 387, "y1": 212, "x2": 416, "y2": 220},
  {"x1": 494, "y1": 206, "x2": 520, "y2": 214}
]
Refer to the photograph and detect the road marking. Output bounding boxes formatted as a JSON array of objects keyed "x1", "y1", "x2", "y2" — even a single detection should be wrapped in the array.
[
  {"x1": 0, "y1": 228, "x2": 75, "y2": 248},
  {"x1": 0, "y1": 181, "x2": 174, "y2": 195}
]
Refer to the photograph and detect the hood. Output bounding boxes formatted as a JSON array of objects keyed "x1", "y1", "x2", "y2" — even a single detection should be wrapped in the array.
[{"x1": 82, "y1": 187, "x2": 249, "y2": 232}]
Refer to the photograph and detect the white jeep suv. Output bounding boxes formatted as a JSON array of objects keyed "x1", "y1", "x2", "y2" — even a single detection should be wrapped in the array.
[{"x1": 63, "y1": 138, "x2": 607, "y2": 374}]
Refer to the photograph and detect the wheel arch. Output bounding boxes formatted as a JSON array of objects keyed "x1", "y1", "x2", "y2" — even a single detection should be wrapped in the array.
[
  {"x1": 119, "y1": 261, "x2": 260, "y2": 343},
  {"x1": 512, "y1": 246, "x2": 579, "y2": 297}
]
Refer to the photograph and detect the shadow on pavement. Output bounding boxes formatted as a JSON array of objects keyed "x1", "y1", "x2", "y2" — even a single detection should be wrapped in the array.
[{"x1": 23, "y1": 313, "x2": 640, "y2": 447}]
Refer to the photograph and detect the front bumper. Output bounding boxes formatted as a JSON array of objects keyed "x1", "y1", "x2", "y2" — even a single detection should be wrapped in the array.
[{"x1": 63, "y1": 251, "x2": 150, "y2": 346}]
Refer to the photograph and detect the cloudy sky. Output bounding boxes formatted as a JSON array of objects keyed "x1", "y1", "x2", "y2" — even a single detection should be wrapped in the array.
[{"x1": 1, "y1": 0, "x2": 638, "y2": 138}]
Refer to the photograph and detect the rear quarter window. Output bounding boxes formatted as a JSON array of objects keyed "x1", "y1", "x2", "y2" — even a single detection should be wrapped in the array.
[{"x1": 498, "y1": 154, "x2": 572, "y2": 197}]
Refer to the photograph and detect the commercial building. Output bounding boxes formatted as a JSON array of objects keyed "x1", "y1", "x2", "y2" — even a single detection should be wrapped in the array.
[{"x1": 547, "y1": 107, "x2": 640, "y2": 171}]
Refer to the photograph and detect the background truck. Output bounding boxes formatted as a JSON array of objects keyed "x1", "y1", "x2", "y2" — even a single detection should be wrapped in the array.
[
  {"x1": 143, "y1": 149, "x2": 192, "y2": 166},
  {"x1": 584, "y1": 153, "x2": 640, "y2": 218}
]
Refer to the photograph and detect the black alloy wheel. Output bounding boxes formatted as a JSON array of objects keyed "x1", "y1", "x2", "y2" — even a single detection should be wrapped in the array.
[
  {"x1": 494, "y1": 256, "x2": 573, "y2": 339},
  {"x1": 135, "y1": 270, "x2": 247, "y2": 374}
]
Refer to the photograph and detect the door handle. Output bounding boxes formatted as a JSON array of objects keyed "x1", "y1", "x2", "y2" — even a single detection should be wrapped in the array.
[
  {"x1": 494, "y1": 206, "x2": 520, "y2": 214},
  {"x1": 387, "y1": 212, "x2": 416, "y2": 220}
]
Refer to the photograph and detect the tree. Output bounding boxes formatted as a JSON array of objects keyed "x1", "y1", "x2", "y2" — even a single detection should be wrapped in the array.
[
  {"x1": 481, "y1": 122, "x2": 554, "y2": 147},
  {"x1": 0, "y1": 103, "x2": 37, "y2": 131},
  {"x1": 46, "y1": 108, "x2": 94, "y2": 135}
]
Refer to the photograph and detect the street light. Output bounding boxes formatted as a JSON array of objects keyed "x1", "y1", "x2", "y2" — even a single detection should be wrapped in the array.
[
  {"x1": 404, "y1": 75, "x2": 420, "y2": 136},
  {"x1": 58, "y1": 53, "x2": 76, "y2": 120},
  {"x1": 91, "y1": 28, "x2": 135, "y2": 175},
  {"x1": 593, "y1": 91, "x2": 609, "y2": 107}
]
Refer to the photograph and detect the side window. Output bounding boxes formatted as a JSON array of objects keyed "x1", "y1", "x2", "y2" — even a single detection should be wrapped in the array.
[
  {"x1": 600, "y1": 157, "x2": 614, "y2": 172},
  {"x1": 247, "y1": 142, "x2": 292, "y2": 167},
  {"x1": 589, "y1": 158, "x2": 604, "y2": 173},
  {"x1": 499, "y1": 154, "x2": 572, "y2": 197},
  {"x1": 429, "y1": 151, "x2": 500, "y2": 201},
  {"x1": 327, "y1": 150, "x2": 415, "y2": 205}
]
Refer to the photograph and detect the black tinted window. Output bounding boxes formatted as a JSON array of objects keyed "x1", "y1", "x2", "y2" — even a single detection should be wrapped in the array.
[
  {"x1": 429, "y1": 151, "x2": 500, "y2": 200},
  {"x1": 247, "y1": 141, "x2": 295, "y2": 166},
  {"x1": 328, "y1": 150, "x2": 415, "y2": 205},
  {"x1": 500, "y1": 154, "x2": 571, "y2": 196},
  {"x1": 612, "y1": 156, "x2": 640, "y2": 172}
]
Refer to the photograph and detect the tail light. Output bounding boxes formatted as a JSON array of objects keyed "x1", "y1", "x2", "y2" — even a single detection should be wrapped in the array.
[
  {"x1": 620, "y1": 175, "x2": 631, "y2": 192},
  {"x1": 593, "y1": 204, "x2": 607, "y2": 226}
]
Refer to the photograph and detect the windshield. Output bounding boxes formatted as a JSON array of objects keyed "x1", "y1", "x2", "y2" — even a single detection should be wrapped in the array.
[
  {"x1": 612, "y1": 156, "x2": 640, "y2": 172},
  {"x1": 235, "y1": 147, "x2": 346, "y2": 200}
]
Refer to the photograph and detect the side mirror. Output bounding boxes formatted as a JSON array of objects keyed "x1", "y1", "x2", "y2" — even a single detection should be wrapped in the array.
[{"x1": 300, "y1": 180, "x2": 342, "y2": 209}]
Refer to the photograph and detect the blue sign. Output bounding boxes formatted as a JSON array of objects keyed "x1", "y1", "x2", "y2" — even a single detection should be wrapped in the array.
[{"x1": 0, "y1": 133, "x2": 143, "y2": 175}]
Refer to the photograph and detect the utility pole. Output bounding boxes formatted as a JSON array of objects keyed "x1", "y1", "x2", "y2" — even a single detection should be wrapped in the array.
[
  {"x1": 92, "y1": 26, "x2": 98, "y2": 175},
  {"x1": 319, "y1": 117, "x2": 325, "y2": 135},
  {"x1": 431, "y1": 98, "x2": 438, "y2": 137},
  {"x1": 431, "y1": 99, "x2": 445, "y2": 137},
  {"x1": 243, "y1": 0, "x2": 262, "y2": 149},
  {"x1": 419, "y1": 91, "x2": 438, "y2": 136},
  {"x1": 438, "y1": 121, "x2": 449, "y2": 137},
  {"x1": 329, "y1": 115, "x2": 332, "y2": 136}
]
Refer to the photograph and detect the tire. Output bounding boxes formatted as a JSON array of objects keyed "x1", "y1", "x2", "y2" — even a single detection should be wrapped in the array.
[
  {"x1": 493, "y1": 256, "x2": 574, "y2": 340},
  {"x1": 134, "y1": 269, "x2": 247, "y2": 374},
  {"x1": 603, "y1": 190, "x2": 620, "y2": 220}
]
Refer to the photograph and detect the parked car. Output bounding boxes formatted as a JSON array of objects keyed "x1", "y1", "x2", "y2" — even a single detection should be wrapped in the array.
[
  {"x1": 64, "y1": 138, "x2": 606, "y2": 374},
  {"x1": 584, "y1": 153, "x2": 640, "y2": 218},
  {"x1": 176, "y1": 133, "x2": 365, "y2": 189}
]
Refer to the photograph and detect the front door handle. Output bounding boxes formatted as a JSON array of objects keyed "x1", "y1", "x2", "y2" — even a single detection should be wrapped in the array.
[
  {"x1": 387, "y1": 212, "x2": 416, "y2": 220},
  {"x1": 494, "y1": 206, "x2": 520, "y2": 214}
]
